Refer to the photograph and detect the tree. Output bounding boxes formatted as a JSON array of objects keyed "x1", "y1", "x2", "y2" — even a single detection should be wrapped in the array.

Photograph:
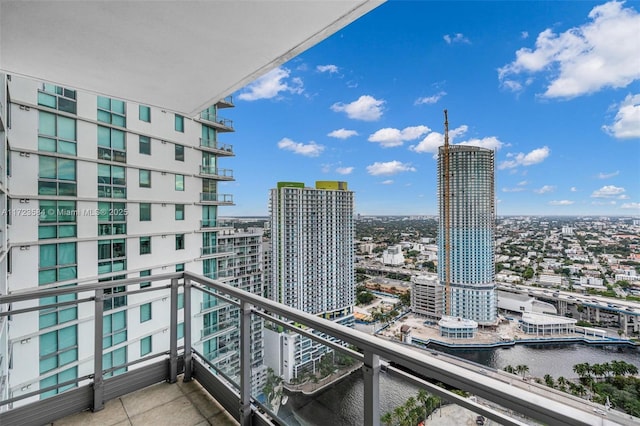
[
  {"x1": 356, "y1": 291, "x2": 375, "y2": 305},
  {"x1": 503, "y1": 365, "x2": 515, "y2": 374},
  {"x1": 544, "y1": 374, "x2": 555, "y2": 388},
  {"x1": 417, "y1": 389, "x2": 430, "y2": 425},
  {"x1": 380, "y1": 412, "x2": 393, "y2": 426},
  {"x1": 516, "y1": 364, "x2": 530, "y2": 379},
  {"x1": 393, "y1": 405, "x2": 406, "y2": 426},
  {"x1": 557, "y1": 376, "x2": 567, "y2": 392}
]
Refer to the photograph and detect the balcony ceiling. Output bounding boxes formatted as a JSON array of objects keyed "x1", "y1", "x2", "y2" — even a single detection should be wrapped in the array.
[{"x1": 0, "y1": 0, "x2": 383, "y2": 116}]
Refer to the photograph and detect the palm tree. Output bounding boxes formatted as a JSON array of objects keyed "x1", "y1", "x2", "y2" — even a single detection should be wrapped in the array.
[
  {"x1": 557, "y1": 376, "x2": 567, "y2": 392},
  {"x1": 405, "y1": 396, "x2": 417, "y2": 425},
  {"x1": 393, "y1": 405, "x2": 407, "y2": 426},
  {"x1": 417, "y1": 389, "x2": 430, "y2": 424},
  {"x1": 380, "y1": 412, "x2": 393, "y2": 426},
  {"x1": 503, "y1": 364, "x2": 515, "y2": 374},
  {"x1": 516, "y1": 364, "x2": 530, "y2": 379},
  {"x1": 544, "y1": 374, "x2": 555, "y2": 388}
]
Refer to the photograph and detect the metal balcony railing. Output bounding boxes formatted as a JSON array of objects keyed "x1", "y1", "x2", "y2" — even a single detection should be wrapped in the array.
[
  {"x1": 217, "y1": 95, "x2": 234, "y2": 108},
  {"x1": 200, "y1": 219, "x2": 234, "y2": 229},
  {"x1": 200, "y1": 244, "x2": 235, "y2": 257},
  {"x1": 0, "y1": 272, "x2": 625, "y2": 426},
  {"x1": 199, "y1": 193, "x2": 234, "y2": 205},
  {"x1": 199, "y1": 138, "x2": 234, "y2": 156},
  {"x1": 199, "y1": 111, "x2": 234, "y2": 131},
  {"x1": 199, "y1": 166, "x2": 234, "y2": 180}
]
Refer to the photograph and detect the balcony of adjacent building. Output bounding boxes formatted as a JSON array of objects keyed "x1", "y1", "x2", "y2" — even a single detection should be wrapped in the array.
[
  {"x1": 200, "y1": 219, "x2": 235, "y2": 231},
  {"x1": 199, "y1": 193, "x2": 234, "y2": 206},
  {"x1": 0, "y1": 272, "x2": 629, "y2": 426},
  {"x1": 199, "y1": 166, "x2": 235, "y2": 181},
  {"x1": 200, "y1": 244, "x2": 236, "y2": 258},
  {"x1": 198, "y1": 111, "x2": 234, "y2": 132},
  {"x1": 216, "y1": 95, "x2": 234, "y2": 109},
  {"x1": 199, "y1": 138, "x2": 235, "y2": 157}
]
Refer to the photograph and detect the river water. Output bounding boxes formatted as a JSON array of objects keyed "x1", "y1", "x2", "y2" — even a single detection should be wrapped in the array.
[{"x1": 277, "y1": 343, "x2": 640, "y2": 425}]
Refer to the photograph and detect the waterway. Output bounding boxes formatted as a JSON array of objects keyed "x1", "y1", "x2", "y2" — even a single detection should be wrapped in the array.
[{"x1": 277, "y1": 342, "x2": 640, "y2": 425}]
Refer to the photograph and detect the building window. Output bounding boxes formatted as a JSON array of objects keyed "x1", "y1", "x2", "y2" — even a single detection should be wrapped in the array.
[
  {"x1": 139, "y1": 203, "x2": 151, "y2": 221},
  {"x1": 103, "y1": 312, "x2": 127, "y2": 378},
  {"x1": 140, "y1": 336, "x2": 152, "y2": 356},
  {"x1": 176, "y1": 234, "x2": 185, "y2": 250},
  {"x1": 98, "y1": 164, "x2": 126, "y2": 198},
  {"x1": 139, "y1": 135, "x2": 151, "y2": 155},
  {"x1": 175, "y1": 174, "x2": 184, "y2": 191},
  {"x1": 97, "y1": 126, "x2": 126, "y2": 162},
  {"x1": 97, "y1": 96, "x2": 126, "y2": 127},
  {"x1": 38, "y1": 156, "x2": 76, "y2": 196},
  {"x1": 139, "y1": 105, "x2": 151, "y2": 123},
  {"x1": 139, "y1": 170, "x2": 151, "y2": 188},
  {"x1": 38, "y1": 111, "x2": 77, "y2": 155},
  {"x1": 97, "y1": 239, "x2": 126, "y2": 280},
  {"x1": 38, "y1": 83, "x2": 77, "y2": 114},
  {"x1": 140, "y1": 269, "x2": 151, "y2": 288},
  {"x1": 176, "y1": 263, "x2": 185, "y2": 272},
  {"x1": 177, "y1": 322, "x2": 184, "y2": 340},
  {"x1": 39, "y1": 243, "x2": 77, "y2": 285},
  {"x1": 140, "y1": 236, "x2": 151, "y2": 255},
  {"x1": 174, "y1": 114, "x2": 184, "y2": 132},
  {"x1": 98, "y1": 202, "x2": 127, "y2": 235},
  {"x1": 140, "y1": 303, "x2": 152, "y2": 322},
  {"x1": 177, "y1": 293, "x2": 184, "y2": 310},
  {"x1": 175, "y1": 204, "x2": 185, "y2": 220},
  {"x1": 39, "y1": 200, "x2": 76, "y2": 239},
  {"x1": 175, "y1": 144, "x2": 184, "y2": 161},
  {"x1": 39, "y1": 325, "x2": 78, "y2": 397}
]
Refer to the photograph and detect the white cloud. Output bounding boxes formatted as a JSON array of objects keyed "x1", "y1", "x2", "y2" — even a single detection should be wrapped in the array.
[
  {"x1": 331, "y1": 95, "x2": 385, "y2": 121},
  {"x1": 409, "y1": 125, "x2": 506, "y2": 156},
  {"x1": 415, "y1": 92, "x2": 447, "y2": 105},
  {"x1": 381, "y1": 180, "x2": 394, "y2": 185},
  {"x1": 521, "y1": 31, "x2": 529, "y2": 39},
  {"x1": 570, "y1": 186, "x2": 578, "y2": 192},
  {"x1": 596, "y1": 170, "x2": 620, "y2": 179},
  {"x1": 591, "y1": 185, "x2": 626, "y2": 198},
  {"x1": 458, "y1": 137, "x2": 504, "y2": 151},
  {"x1": 602, "y1": 93, "x2": 640, "y2": 139},
  {"x1": 499, "y1": 1, "x2": 640, "y2": 98},
  {"x1": 549, "y1": 200, "x2": 574, "y2": 206},
  {"x1": 328, "y1": 129, "x2": 358, "y2": 139},
  {"x1": 277, "y1": 138, "x2": 324, "y2": 157},
  {"x1": 498, "y1": 146, "x2": 550, "y2": 169},
  {"x1": 317, "y1": 64, "x2": 339, "y2": 74},
  {"x1": 238, "y1": 67, "x2": 303, "y2": 101},
  {"x1": 502, "y1": 187, "x2": 526, "y2": 193},
  {"x1": 366, "y1": 161, "x2": 416, "y2": 176},
  {"x1": 621, "y1": 202, "x2": 640, "y2": 209},
  {"x1": 335, "y1": 166, "x2": 354, "y2": 175},
  {"x1": 444, "y1": 33, "x2": 471, "y2": 44},
  {"x1": 368, "y1": 126, "x2": 430, "y2": 148},
  {"x1": 534, "y1": 185, "x2": 556, "y2": 194},
  {"x1": 518, "y1": 180, "x2": 529, "y2": 186}
]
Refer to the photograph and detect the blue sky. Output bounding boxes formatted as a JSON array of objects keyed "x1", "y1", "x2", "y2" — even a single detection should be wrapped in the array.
[{"x1": 222, "y1": 1, "x2": 640, "y2": 216}]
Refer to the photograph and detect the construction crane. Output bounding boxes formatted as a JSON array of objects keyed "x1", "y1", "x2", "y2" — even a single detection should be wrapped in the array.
[{"x1": 443, "y1": 109, "x2": 451, "y2": 317}]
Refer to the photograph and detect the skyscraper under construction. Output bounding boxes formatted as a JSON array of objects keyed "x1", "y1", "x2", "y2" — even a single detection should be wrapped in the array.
[{"x1": 437, "y1": 112, "x2": 497, "y2": 325}]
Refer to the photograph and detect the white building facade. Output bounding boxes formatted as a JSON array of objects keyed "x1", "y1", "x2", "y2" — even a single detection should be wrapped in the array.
[
  {"x1": 0, "y1": 75, "x2": 267, "y2": 403},
  {"x1": 266, "y1": 181, "x2": 355, "y2": 381}
]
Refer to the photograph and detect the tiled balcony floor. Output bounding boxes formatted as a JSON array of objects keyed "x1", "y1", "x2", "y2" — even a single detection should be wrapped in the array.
[{"x1": 52, "y1": 376, "x2": 238, "y2": 426}]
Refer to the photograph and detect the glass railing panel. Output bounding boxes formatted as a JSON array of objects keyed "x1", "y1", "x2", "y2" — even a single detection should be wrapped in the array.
[{"x1": 255, "y1": 317, "x2": 363, "y2": 425}]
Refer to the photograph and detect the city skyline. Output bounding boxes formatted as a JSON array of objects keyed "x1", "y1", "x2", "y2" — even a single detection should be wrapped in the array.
[{"x1": 223, "y1": 0, "x2": 640, "y2": 217}]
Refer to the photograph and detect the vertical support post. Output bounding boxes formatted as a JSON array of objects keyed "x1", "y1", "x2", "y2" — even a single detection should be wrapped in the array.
[
  {"x1": 183, "y1": 277, "x2": 192, "y2": 382},
  {"x1": 239, "y1": 301, "x2": 252, "y2": 426},
  {"x1": 169, "y1": 278, "x2": 179, "y2": 383},
  {"x1": 363, "y1": 350, "x2": 380, "y2": 426},
  {"x1": 93, "y1": 289, "x2": 104, "y2": 412}
]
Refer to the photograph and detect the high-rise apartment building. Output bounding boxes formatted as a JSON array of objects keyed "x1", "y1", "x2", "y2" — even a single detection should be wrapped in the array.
[
  {"x1": 264, "y1": 181, "x2": 355, "y2": 381},
  {"x1": 437, "y1": 144, "x2": 497, "y2": 325},
  {"x1": 0, "y1": 74, "x2": 265, "y2": 403}
]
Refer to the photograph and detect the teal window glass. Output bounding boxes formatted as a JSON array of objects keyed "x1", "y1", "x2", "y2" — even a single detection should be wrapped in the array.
[
  {"x1": 175, "y1": 204, "x2": 184, "y2": 220},
  {"x1": 38, "y1": 156, "x2": 77, "y2": 196},
  {"x1": 140, "y1": 336, "x2": 152, "y2": 356},
  {"x1": 177, "y1": 323, "x2": 184, "y2": 340},
  {"x1": 39, "y1": 200, "x2": 76, "y2": 239},
  {"x1": 175, "y1": 144, "x2": 184, "y2": 161},
  {"x1": 38, "y1": 84, "x2": 77, "y2": 114},
  {"x1": 39, "y1": 243, "x2": 77, "y2": 285},
  {"x1": 174, "y1": 114, "x2": 184, "y2": 132},
  {"x1": 139, "y1": 105, "x2": 151, "y2": 122},
  {"x1": 140, "y1": 303, "x2": 152, "y2": 322},
  {"x1": 98, "y1": 202, "x2": 127, "y2": 236},
  {"x1": 140, "y1": 269, "x2": 151, "y2": 288},
  {"x1": 98, "y1": 165, "x2": 126, "y2": 198},
  {"x1": 139, "y1": 203, "x2": 151, "y2": 221},
  {"x1": 97, "y1": 126, "x2": 126, "y2": 162},
  {"x1": 139, "y1": 135, "x2": 151, "y2": 155},
  {"x1": 140, "y1": 236, "x2": 151, "y2": 255},
  {"x1": 177, "y1": 293, "x2": 184, "y2": 310},
  {"x1": 97, "y1": 96, "x2": 126, "y2": 127},
  {"x1": 175, "y1": 174, "x2": 184, "y2": 191},
  {"x1": 103, "y1": 347, "x2": 127, "y2": 378},
  {"x1": 176, "y1": 263, "x2": 185, "y2": 272},
  {"x1": 139, "y1": 170, "x2": 151, "y2": 188},
  {"x1": 175, "y1": 234, "x2": 185, "y2": 250}
]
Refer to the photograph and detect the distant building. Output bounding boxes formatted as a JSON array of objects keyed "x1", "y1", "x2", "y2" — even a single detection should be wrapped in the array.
[
  {"x1": 265, "y1": 181, "x2": 355, "y2": 382},
  {"x1": 538, "y1": 274, "x2": 562, "y2": 287},
  {"x1": 562, "y1": 226, "x2": 574, "y2": 236},
  {"x1": 410, "y1": 275, "x2": 443, "y2": 321},
  {"x1": 382, "y1": 245, "x2": 405, "y2": 265},
  {"x1": 438, "y1": 316, "x2": 478, "y2": 339},
  {"x1": 520, "y1": 312, "x2": 576, "y2": 336},
  {"x1": 497, "y1": 291, "x2": 557, "y2": 315},
  {"x1": 438, "y1": 144, "x2": 497, "y2": 325}
]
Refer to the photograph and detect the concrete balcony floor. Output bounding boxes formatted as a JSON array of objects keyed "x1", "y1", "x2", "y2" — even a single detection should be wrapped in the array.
[{"x1": 52, "y1": 376, "x2": 238, "y2": 426}]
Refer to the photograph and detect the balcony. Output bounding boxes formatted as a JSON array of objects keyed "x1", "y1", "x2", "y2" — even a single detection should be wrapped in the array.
[
  {"x1": 200, "y1": 244, "x2": 235, "y2": 258},
  {"x1": 217, "y1": 95, "x2": 234, "y2": 108},
  {"x1": 199, "y1": 193, "x2": 234, "y2": 205},
  {"x1": 199, "y1": 138, "x2": 234, "y2": 156},
  {"x1": 199, "y1": 111, "x2": 234, "y2": 132},
  {"x1": 199, "y1": 166, "x2": 234, "y2": 181},
  {"x1": 200, "y1": 219, "x2": 235, "y2": 230},
  {"x1": 0, "y1": 272, "x2": 628, "y2": 426}
]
